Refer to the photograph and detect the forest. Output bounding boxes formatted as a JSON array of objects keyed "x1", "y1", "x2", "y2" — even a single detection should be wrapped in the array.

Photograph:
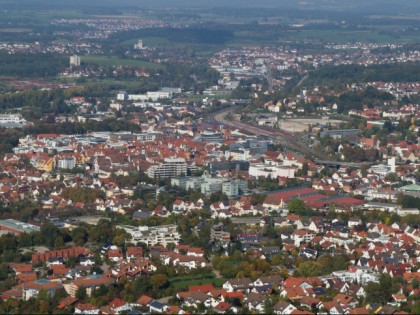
[
  {"x1": 307, "y1": 62, "x2": 420, "y2": 86},
  {"x1": 0, "y1": 53, "x2": 67, "y2": 78}
]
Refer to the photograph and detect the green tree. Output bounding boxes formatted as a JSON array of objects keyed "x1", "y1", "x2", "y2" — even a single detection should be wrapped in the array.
[
  {"x1": 75, "y1": 287, "x2": 87, "y2": 301},
  {"x1": 40, "y1": 223, "x2": 59, "y2": 248},
  {"x1": 287, "y1": 199, "x2": 305, "y2": 212},
  {"x1": 150, "y1": 274, "x2": 169, "y2": 290},
  {"x1": 297, "y1": 261, "x2": 319, "y2": 277},
  {"x1": 301, "y1": 162, "x2": 309, "y2": 176},
  {"x1": 365, "y1": 273, "x2": 393, "y2": 305},
  {"x1": 71, "y1": 227, "x2": 88, "y2": 246}
]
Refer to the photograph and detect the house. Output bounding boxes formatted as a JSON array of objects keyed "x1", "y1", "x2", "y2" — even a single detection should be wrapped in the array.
[
  {"x1": 223, "y1": 278, "x2": 253, "y2": 292},
  {"x1": 214, "y1": 302, "x2": 236, "y2": 314},
  {"x1": 292, "y1": 229, "x2": 316, "y2": 246},
  {"x1": 126, "y1": 247, "x2": 143, "y2": 260},
  {"x1": 109, "y1": 298, "x2": 131, "y2": 313},
  {"x1": 74, "y1": 303, "x2": 100, "y2": 315},
  {"x1": 347, "y1": 307, "x2": 371, "y2": 315},
  {"x1": 283, "y1": 277, "x2": 313, "y2": 289},
  {"x1": 79, "y1": 256, "x2": 96, "y2": 267},
  {"x1": 318, "y1": 301, "x2": 341, "y2": 313},
  {"x1": 244, "y1": 292, "x2": 265, "y2": 312},
  {"x1": 333, "y1": 293, "x2": 357, "y2": 308},
  {"x1": 251, "y1": 284, "x2": 272, "y2": 295},
  {"x1": 392, "y1": 293, "x2": 407, "y2": 304},
  {"x1": 253, "y1": 275, "x2": 283, "y2": 289},
  {"x1": 273, "y1": 301, "x2": 296, "y2": 314},
  {"x1": 189, "y1": 284, "x2": 215, "y2": 293},
  {"x1": 57, "y1": 296, "x2": 78, "y2": 309},
  {"x1": 177, "y1": 290, "x2": 217, "y2": 309},
  {"x1": 149, "y1": 300, "x2": 169, "y2": 313},
  {"x1": 137, "y1": 295, "x2": 153, "y2": 307},
  {"x1": 300, "y1": 296, "x2": 320, "y2": 309},
  {"x1": 108, "y1": 247, "x2": 124, "y2": 262}
]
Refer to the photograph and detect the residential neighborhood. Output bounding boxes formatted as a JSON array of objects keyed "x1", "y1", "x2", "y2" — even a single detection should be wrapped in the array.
[{"x1": 0, "y1": 1, "x2": 419, "y2": 314}]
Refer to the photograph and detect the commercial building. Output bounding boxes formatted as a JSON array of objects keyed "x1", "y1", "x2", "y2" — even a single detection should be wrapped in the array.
[
  {"x1": 0, "y1": 219, "x2": 40, "y2": 235},
  {"x1": 320, "y1": 129, "x2": 361, "y2": 139},
  {"x1": 193, "y1": 130, "x2": 224, "y2": 143},
  {"x1": 249, "y1": 163, "x2": 295, "y2": 179},
  {"x1": 0, "y1": 114, "x2": 27, "y2": 128},
  {"x1": 128, "y1": 91, "x2": 172, "y2": 101}
]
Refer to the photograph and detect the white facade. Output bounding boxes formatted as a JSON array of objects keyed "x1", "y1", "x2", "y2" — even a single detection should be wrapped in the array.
[
  {"x1": 117, "y1": 224, "x2": 181, "y2": 247},
  {"x1": 134, "y1": 39, "x2": 143, "y2": 49},
  {"x1": 147, "y1": 158, "x2": 188, "y2": 179},
  {"x1": 128, "y1": 91, "x2": 172, "y2": 101},
  {"x1": 249, "y1": 163, "x2": 295, "y2": 179},
  {"x1": 57, "y1": 157, "x2": 76, "y2": 170},
  {"x1": 70, "y1": 55, "x2": 81, "y2": 67}
]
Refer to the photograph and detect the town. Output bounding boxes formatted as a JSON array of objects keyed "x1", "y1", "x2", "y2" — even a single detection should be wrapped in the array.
[{"x1": 0, "y1": 1, "x2": 419, "y2": 314}]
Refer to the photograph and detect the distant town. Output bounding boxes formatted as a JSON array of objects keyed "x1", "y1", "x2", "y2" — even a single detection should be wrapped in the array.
[{"x1": 0, "y1": 1, "x2": 419, "y2": 314}]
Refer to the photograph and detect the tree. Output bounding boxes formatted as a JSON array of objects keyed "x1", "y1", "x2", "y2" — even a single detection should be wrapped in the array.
[
  {"x1": 54, "y1": 236, "x2": 64, "y2": 249},
  {"x1": 301, "y1": 162, "x2": 309, "y2": 176},
  {"x1": 40, "y1": 223, "x2": 59, "y2": 248},
  {"x1": 365, "y1": 273, "x2": 393, "y2": 305},
  {"x1": 297, "y1": 261, "x2": 319, "y2": 277},
  {"x1": 264, "y1": 296, "x2": 274, "y2": 314},
  {"x1": 250, "y1": 194, "x2": 267, "y2": 206},
  {"x1": 287, "y1": 199, "x2": 305, "y2": 212},
  {"x1": 75, "y1": 287, "x2": 87, "y2": 301},
  {"x1": 150, "y1": 274, "x2": 169, "y2": 290},
  {"x1": 412, "y1": 302, "x2": 420, "y2": 314},
  {"x1": 71, "y1": 227, "x2": 88, "y2": 246}
]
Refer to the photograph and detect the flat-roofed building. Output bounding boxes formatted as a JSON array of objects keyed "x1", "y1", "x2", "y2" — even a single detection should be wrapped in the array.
[
  {"x1": 0, "y1": 219, "x2": 40, "y2": 235},
  {"x1": 117, "y1": 224, "x2": 180, "y2": 247}
]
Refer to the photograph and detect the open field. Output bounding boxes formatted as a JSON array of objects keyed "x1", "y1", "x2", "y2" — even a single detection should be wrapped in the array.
[
  {"x1": 170, "y1": 274, "x2": 226, "y2": 290},
  {"x1": 279, "y1": 117, "x2": 344, "y2": 132},
  {"x1": 82, "y1": 55, "x2": 166, "y2": 71},
  {"x1": 71, "y1": 215, "x2": 109, "y2": 225}
]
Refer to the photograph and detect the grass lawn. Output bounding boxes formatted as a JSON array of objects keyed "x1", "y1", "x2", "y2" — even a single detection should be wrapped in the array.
[
  {"x1": 172, "y1": 278, "x2": 226, "y2": 290},
  {"x1": 82, "y1": 55, "x2": 166, "y2": 71}
]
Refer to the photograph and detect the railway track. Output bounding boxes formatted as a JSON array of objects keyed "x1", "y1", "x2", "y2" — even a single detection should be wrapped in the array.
[{"x1": 211, "y1": 107, "x2": 330, "y2": 160}]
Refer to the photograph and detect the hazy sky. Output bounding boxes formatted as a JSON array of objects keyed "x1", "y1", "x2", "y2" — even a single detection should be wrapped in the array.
[{"x1": 1, "y1": 0, "x2": 419, "y2": 14}]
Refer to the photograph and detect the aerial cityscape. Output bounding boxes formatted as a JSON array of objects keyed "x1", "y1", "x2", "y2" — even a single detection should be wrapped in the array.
[{"x1": 0, "y1": 0, "x2": 419, "y2": 314}]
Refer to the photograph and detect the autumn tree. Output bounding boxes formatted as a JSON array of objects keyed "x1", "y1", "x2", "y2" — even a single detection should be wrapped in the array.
[{"x1": 150, "y1": 274, "x2": 169, "y2": 291}]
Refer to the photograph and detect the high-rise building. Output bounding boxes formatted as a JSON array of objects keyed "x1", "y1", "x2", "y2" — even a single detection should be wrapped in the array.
[
  {"x1": 134, "y1": 39, "x2": 143, "y2": 49},
  {"x1": 69, "y1": 55, "x2": 81, "y2": 67}
]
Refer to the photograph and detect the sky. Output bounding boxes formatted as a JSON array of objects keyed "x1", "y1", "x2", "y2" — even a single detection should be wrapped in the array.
[{"x1": 0, "y1": 0, "x2": 419, "y2": 14}]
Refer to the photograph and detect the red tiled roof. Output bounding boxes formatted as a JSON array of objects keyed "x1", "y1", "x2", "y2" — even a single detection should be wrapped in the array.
[{"x1": 189, "y1": 284, "x2": 215, "y2": 293}]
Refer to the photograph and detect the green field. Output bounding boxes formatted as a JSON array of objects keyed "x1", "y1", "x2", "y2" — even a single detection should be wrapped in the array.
[
  {"x1": 82, "y1": 55, "x2": 166, "y2": 71},
  {"x1": 170, "y1": 276, "x2": 226, "y2": 290}
]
